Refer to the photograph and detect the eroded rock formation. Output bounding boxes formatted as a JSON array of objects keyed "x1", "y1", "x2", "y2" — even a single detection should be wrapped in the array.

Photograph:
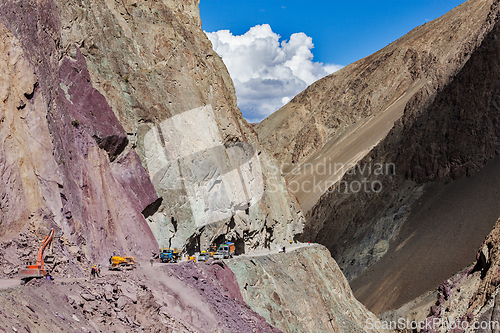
[{"x1": 228, "y1": 245, "x2": 384, "y2": 333}]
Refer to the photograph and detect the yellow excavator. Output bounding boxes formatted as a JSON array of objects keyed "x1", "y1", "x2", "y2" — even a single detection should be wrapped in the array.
[{"x1": 19, "y1": 229, "x2": 55, "y2": 284}]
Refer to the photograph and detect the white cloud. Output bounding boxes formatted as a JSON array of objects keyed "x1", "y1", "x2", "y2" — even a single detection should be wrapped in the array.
[{"x1": 205, "y1": 24, "x2": 342, "y2": 122}]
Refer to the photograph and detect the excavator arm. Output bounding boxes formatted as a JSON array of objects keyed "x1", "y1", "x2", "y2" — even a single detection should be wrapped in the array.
[{"x1": 36, "y1": 229, "x2": 54, "y2": 269}]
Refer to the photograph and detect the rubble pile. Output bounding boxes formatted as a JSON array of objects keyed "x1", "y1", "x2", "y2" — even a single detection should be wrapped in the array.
[{"x1": 0, "y1": 260, "x2": 282, "y2": 332}]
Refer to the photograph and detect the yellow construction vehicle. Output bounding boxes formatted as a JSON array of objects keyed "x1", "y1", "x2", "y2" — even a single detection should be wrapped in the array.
[
  {"x1": 109, "y1": 254, "x2": 136, "y2": 270},
  {"x1": 19, "y1": 229, "x2": 55, "y2": 284},
  {"x1": 208, "y1": 245, "x2": 217, "y2": 258}
]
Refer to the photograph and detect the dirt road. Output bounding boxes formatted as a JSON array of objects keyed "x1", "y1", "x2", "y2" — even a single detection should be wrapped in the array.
[{"x1": 238, "y1": 242, "x2": 317, "y2": 258}]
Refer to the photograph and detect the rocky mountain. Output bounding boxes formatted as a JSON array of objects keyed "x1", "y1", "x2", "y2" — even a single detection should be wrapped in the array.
[
  {"x1": 228, "y1": 245, "x2": 383, "y2": 333},
  {"x1": 0, "y1": 0, "x2": 304, "y2": 264},
  {"x1": 257, "y1": 0, "x2": 500, "y2": 314},
  {"x1": 0, "y1": 0, "x2": 382, "y2": 332},
  {"x1": 381, "y1": 217, "x2": 500, "y2": 333},
  {"x1": 256, "y1": 0, "x2": 499, "y2": 213}
]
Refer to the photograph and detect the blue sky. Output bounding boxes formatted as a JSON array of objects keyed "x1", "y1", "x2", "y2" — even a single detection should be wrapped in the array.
[{"x1": 200, "y1": 0, "x2": 466, "y2": 122}]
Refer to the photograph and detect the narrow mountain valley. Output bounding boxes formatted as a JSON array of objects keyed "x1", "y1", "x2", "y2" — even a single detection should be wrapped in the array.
[
  {"x1": 0, "y1": 0, "x2": 499, "y2": 332},
  {"x1": 258, "y1": 0, "x2": 500, "y2": 319}
]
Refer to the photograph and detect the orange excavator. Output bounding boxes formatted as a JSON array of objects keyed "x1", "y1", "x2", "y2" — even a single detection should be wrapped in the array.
[{"x1": 19, "y1": 229, "x2": 55, "y2": 283}]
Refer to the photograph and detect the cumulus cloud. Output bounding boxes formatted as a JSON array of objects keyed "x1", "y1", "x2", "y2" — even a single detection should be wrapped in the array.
[{"x1": 205, "y1": 24, "x2": 342, "y2": 123}]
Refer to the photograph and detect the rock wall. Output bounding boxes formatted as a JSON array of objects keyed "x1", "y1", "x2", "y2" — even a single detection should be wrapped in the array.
[
  {"x1": 0, "y1": 0, "x2": 304, "y2": 260},
  {"x1": 53, "y1": 0, "x2": 304, "y2": 251},
  {"x1": 0, "y1": 9, "x2": 158, "y2": 263},
  {"x1": 227, "y1": 245, "x2": 384, "y2": 333}
]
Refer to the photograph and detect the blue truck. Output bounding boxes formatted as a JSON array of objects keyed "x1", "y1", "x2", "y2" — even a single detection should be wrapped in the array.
[{"x1": 160, "y1": 248, "x2": 180, "y2": 263}]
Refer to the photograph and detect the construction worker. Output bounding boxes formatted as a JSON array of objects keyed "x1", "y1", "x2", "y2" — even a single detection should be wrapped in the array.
[
  {"x1": 109, "y1": 249, "x2": 116, "y2": 265},
  {"x1": 90, "y1": 265, "x2": 96, "y2": 279},
  {"x1": 97, "y1": 264, "x2": 102, "y2": 277}
]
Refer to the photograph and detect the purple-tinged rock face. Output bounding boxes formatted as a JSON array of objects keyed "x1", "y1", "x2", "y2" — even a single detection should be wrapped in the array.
[
  {"x1": 0, "y1": 0, "x2": 159, "y2": 261},
  {"x1": 59, "y1": 47, "x2": 129, "y2": 162}
]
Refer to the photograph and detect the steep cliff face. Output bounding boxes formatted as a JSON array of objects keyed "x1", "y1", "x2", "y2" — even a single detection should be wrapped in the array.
[
  {"x1": 53, "y1": 0, "x2": 304, "y2": 251},
  {"x1": 257, "y1": 0, "x2": 500, "y2": 314},
  {"x1": 0, "y1": 0, "x2": 303, "y2": 261},
  {"x1": 0, "y1": 11, "x2": 157, "y2": 262},
  {"x1": 227, "y1": 245, "x2": 384, "y2": 333}
]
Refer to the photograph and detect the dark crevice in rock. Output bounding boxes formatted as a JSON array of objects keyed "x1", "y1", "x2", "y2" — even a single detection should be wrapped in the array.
[
  {"x1": 93, "y1": 135, "x2": 129, "y2": 162},
  {"x1": 212, "y1": 234, "x2": 226, "y2": 249},
  {"x1": 234, "y1": 238, "x2": 245, "y2": 255},
  {"x1": 141, "y1": 197, "x2": 163, "y2": 219},
  {"x1": 171, "y1": 216, "x2": 177, "y2": 233},
  {"x1": 17, "y1": 99, "x2": 26, "y2": 110},
  {"x1": 227, "y1": 216, "x2": 235, "y2": 231},
  {"x1": 184, "y1": 230, "x2": 202, "y2": 255},
  {"x1": 24, "y1": 81, "x2": 38, "y2": 100},
  {"x1": 264, "y1": 226, "x2": 274, "y2": 250}
]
